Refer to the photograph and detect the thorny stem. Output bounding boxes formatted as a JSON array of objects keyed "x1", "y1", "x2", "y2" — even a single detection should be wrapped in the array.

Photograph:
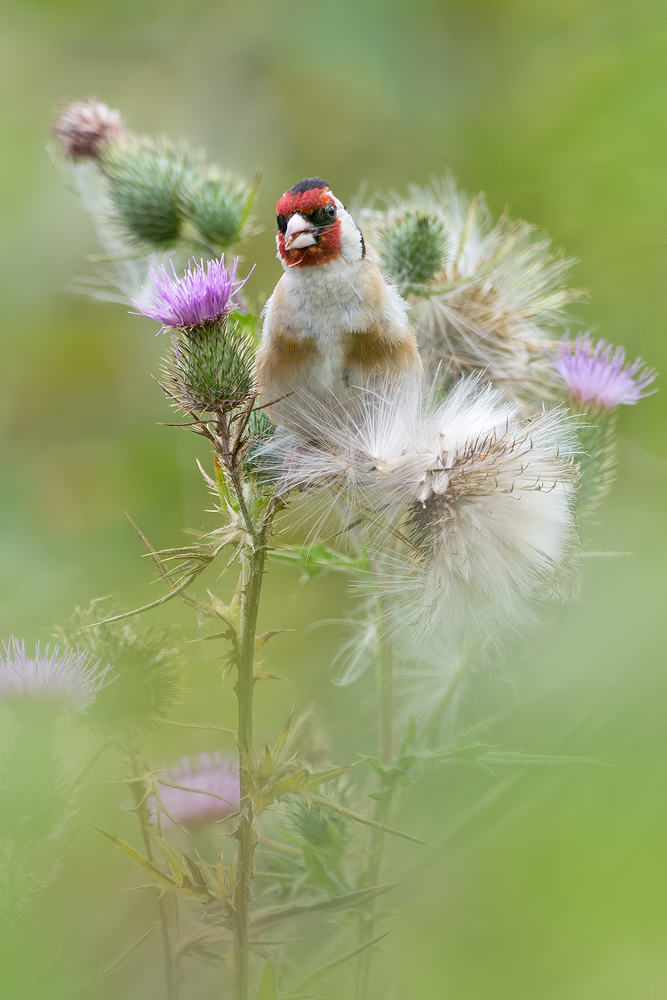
[
  {"x1": 127, "y1": 742, "x2": 177, "y2": 1000},
  {"x1": 355, "y1": 597, "x2": 396, "y2": 1000},
  {"x1": 231, "y1": 485, "x2": 274, "y2": 1000}
]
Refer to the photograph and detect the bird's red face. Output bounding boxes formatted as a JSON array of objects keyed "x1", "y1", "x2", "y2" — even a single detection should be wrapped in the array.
[{"x1": 276, "y1": 178, "x2": 343, "y2": 268}]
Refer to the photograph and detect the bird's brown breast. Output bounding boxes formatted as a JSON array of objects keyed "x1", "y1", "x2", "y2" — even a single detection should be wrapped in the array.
[{"x1": 342, "y1": 326, "x2": 421, "y2": 373}]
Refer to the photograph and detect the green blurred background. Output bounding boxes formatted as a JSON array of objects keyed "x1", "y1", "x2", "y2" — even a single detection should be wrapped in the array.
[{"x1": 1, "y1": 0, "x2": 667, "y2": 997}]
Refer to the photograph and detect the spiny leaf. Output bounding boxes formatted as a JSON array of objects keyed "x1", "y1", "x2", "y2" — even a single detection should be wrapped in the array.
[
  {"x1": 287, "y1": 931, "x2": 391, "y2": 996},
  {"x1": 269, "y1": 542, "x2": 367, "y2": 582},
  {"x1": 92, "y1": 827, "x2": 210, "y2": 900},
  {"x1": 251, "y1": 884, "x2": 395, "y2": 931},
  {"x1": 302, "y1": 842, "x2": 337, "y2": 894},
  {"x1": 257, "y1": 961, "x2": 278, "y2": 1000},
  {"x1": 92, "y1": 827, "x2": 176, "y2": 891},
  {"x1": 255, "y1": 629, "x2": 291, "y2": 652},
  {"x1": 154, "y1": 837, "x2": 185, "y2": 886},
  {"x1": 306, "y1": 766, "x2": 351, "y2": 789},
  {"x1": 310, "y1": 794, "x2": 433, "y2": 847},
  {"x1": 477, "y1": 750, "x2": 601, "y2": 768},
  {"x1": 55, "y1": 924, "x2": 158, "y2": 996}
]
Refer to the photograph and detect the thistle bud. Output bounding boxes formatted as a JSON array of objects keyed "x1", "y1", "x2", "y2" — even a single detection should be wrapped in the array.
[
  {"x1": 53, "y1": 98, "x2": 124, "y2": 161},
  {"x1": 55, "y1": 603, "x2": 184, "y2": 733},
  {"x1": 183, "y1": 171, "x2": 253, "y2": 252},
  {"x1": 377, "y1": 210, "x2": 446, "y2": 291},
  {"x1": 163, "y1": 322, "x2": 256, "y2": 416},
  {"x1": 99, "y1": 137, "x2": 195, "y2": 249}
]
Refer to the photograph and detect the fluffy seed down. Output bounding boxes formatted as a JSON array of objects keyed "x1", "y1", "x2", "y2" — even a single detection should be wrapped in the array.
[
  {"x1": 361, "y1": 179, "x2": 582, "y2": 407},
  {"x1": 263, "y1": 376, "x2": 579, "y2": 648}
]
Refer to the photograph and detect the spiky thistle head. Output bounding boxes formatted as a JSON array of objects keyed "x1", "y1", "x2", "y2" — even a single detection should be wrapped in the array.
[
  {"x1": 0, "y1": 638, "x2": 110, "y2": 714},
  {"x1": 151, "y1": 753, "x2": 239, "y2": 830},
  {"x1": 553, "y1": 334, "x2": 657, "y2": 413},
  {"x1": 98, "y1": 135, "x2": 197, "y2": 250},
  {"x1": 362, "y1": 179, "x2": 582, "y2": 406},
  {"x1": 54, "y1": 603, "x2": 184, "y2": 733},
  {"x1": 182, "y1": 170, "x2": 256, "y2": 252},
  {"x1": 53, "y1": 98, "x2": 125, "y2": 161},
  {"x1": 134, "y1": 257, "x2": 250, "y2": 330},
  {"x1": 551, "y1": 334, "x2": 657, "y2": 516},
  {"x1": 262, "y1": 376, "x2": 579, "y2": 650},
  {"x1": 377, "y1": 209, "x2": 446, "y2": 292},
  {"x1": 162, "y1": 321, "x2": 256, "y2": 416}
]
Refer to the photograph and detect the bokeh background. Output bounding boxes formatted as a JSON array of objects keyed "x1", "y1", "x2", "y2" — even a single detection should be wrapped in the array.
[{"x1": 1, "y1": 0, "x2": 667, "y2": 997}]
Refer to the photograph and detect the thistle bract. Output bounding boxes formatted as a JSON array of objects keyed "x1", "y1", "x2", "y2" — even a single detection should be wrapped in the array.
[
  {"x1": 0, "y1": 638, "x2": 109, "y2": 713},
  {"x1": 163, "y1": 321, "x2": 256, "y2": 415},
  {"x1": 153, "y1": 753, "x2": 239, "y2": 829},
  {"x1": 101, "y1": 137, "x2": 194, "y2": 249},
  {"x1": 183, "y1": 173, "x2": 252, "y2": 251},
  {"x1": 135, "y1": 256, "x2": 249, "y2": 330},
  {"x1": 553, "y1": 333, "x2": 657, "y2": 412},
  {"x1": 378, "y1": 209, "x2": 446, "y2": 291},
  {"x1": 55, "y1": 604, "x2": 184, "y2": 733}
]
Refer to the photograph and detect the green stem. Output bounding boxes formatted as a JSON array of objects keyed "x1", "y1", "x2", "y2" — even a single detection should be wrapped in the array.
[
  {"x1": 127, "y1": 742, "x2": 177, "y2": 1000},
  {"x1": 354, "y1": 599, "x2": 396, "y2": 1000},
  {"x1": 233, "y1": 512, "x2": 272, "y2": 1000}
]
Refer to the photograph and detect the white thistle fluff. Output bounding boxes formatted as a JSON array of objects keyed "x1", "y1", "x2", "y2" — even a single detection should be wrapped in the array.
[
  {"x1": 361, "y1": 179, "x2": 582, "y2": 406},
  {"x1": 263, "y1": 376, "x2": 579, "y2": 652}
]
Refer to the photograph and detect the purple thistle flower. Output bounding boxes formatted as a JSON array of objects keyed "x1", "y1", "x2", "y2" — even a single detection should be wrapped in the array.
[
  {"x1": 154, "y1": 753, "x2": 239, "y2": 830},
  {"x1": 553, "y1": 334, "x2": 657, "y2": 412},
  {"x1": 133, "y1": 256, "x2": 251, "y2": 330},
  {"x1": 0, "y1": 638, "x2": 111, "y2": 712}
]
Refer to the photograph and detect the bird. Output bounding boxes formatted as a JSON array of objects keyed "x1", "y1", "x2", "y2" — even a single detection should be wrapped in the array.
[{"x1": 255, "y1": 177, "x2": 422, "y2": 430}]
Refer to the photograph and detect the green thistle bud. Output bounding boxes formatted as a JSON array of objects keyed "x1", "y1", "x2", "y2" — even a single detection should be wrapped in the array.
[
  {"x1": 100, "y1": 137, "x2": 195, "y2": 249},
  {"x1": 378, "y1": 210, "x2": 446, "y2": 291},
  {"x1": 572, "y1": 409, "x2": 618, "y2": 517},
  {"x1": 163, "y1": 320, "x2": 256, "y2": 416},
  {"x1": 55, "y1": 603, "x2": 184, "y2": 733},
  {"x1": 183, "y1": 171, "x2": 253, "y2": 252},
  {"x1": 0, "y1": 716, "x2": 72, "y2": 844}
]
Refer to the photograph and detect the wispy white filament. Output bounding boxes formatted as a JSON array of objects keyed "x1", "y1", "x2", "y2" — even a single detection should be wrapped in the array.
[{"x1": 262, "y1": 375, "x2": 579, "y2": 653}]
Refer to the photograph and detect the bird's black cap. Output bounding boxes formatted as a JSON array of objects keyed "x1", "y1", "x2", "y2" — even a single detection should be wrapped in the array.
[{"x1": 287, "y1": 177, "x2": 329, "y2": 195}]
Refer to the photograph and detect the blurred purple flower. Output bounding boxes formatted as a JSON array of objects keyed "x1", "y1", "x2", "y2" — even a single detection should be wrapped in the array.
[
  {"x1": 155, "y1": 753, "x2": 239, "y2": 829},
  {"x1": 133, "y1": 256, "x2": 251, "y2": 329},
  {"x1": 0, "y1": 638, "x2": 111, "y2": 712},
  {"x1": 53, "y1": 98, "x2": 124, "y2": 161},
  {"x1": 553, "y1": 334, "x2": 657, "y2": 411}
]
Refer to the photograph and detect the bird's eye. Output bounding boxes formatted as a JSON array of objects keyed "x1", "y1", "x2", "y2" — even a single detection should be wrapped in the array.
[
  {"x1": 276, "y1": 214, "x2": 287, "y2": 234},
  {"x1": 311, "y1": 204, "x2": 337, "y2": 228}
]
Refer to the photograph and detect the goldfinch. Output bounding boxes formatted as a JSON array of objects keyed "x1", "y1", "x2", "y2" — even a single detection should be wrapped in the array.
[{"x1": 256, "y1": 178, "x2": 422, "y2": 427}]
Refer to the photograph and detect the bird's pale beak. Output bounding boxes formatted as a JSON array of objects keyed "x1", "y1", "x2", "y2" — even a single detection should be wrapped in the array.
[{"x1": 284, "y1": 213, "x2": 317, "y2": 250}]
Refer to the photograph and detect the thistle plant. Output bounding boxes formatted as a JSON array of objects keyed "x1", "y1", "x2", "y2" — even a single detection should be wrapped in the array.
[
  {"x1": 551, "y1": 333, "x2": 657, "y2": 514},
  {"x1": 7, "y1": 99, "x2": 652, "y2": 1000}
]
